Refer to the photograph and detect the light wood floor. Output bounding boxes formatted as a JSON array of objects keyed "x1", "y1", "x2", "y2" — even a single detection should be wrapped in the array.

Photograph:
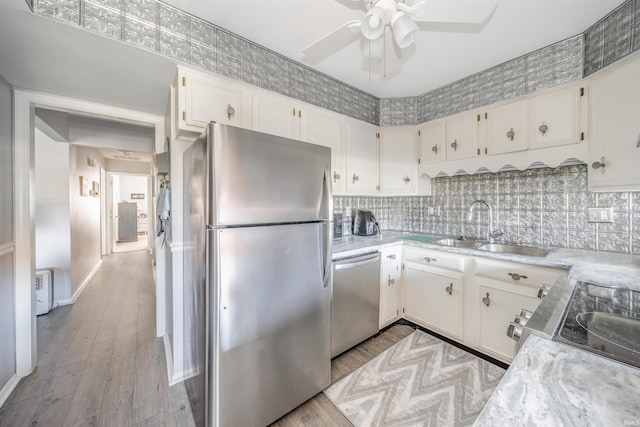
[{"x1": 0, "y1": 249, "x2": 415, "y2": 426}]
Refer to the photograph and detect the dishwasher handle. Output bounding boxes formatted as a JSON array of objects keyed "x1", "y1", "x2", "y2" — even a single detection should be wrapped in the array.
[{"x1": 334, "y1": 253, "x2": 380, "y2": 271}]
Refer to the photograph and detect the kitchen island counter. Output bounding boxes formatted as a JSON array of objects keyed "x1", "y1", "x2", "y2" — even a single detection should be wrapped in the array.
[{"x1": 473, "y1": 335, "x2": 640, "y2": 426}]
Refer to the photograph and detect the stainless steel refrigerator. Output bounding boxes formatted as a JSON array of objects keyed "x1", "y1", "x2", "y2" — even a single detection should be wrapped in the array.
[{"x1": 182, "y1": 123, "x2": 332, "y2": 427}]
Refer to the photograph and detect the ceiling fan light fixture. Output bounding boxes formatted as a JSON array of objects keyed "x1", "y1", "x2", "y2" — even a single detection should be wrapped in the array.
[
  {"x1": 361, "y1": 6, "x2": 386, "y2": 39},
  {"x1": 391, "y1": 11, "x2": 418, "y2": 49}
]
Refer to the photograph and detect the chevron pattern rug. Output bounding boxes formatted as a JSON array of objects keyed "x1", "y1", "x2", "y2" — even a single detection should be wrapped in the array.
[{"x1": 324, "y1": 330, "x2": 506, "y2": 426}]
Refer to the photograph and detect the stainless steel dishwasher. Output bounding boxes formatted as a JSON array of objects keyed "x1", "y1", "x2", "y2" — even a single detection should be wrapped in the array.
[{"x1": 331, "y1": 251, "x2": 381, "y2": 358}]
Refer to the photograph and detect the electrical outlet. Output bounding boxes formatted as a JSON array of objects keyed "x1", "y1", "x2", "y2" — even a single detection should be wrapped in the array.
[
  {"x1": 587, "y1": 207, "x2": 614, "y2": 223},
  {"x1": 426, "y1": 205, "x2": 441, "y2": 216}
]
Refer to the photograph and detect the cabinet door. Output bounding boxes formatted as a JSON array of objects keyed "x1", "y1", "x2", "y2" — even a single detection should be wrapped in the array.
[
  {"x1": 445, "y1": 113, "x2": 477, "y2": 160},
  {"x1": 484, "y1": 99, "x2": 529, "y2": 155},
  {"x1": 252, "y1": 93, "x2": 298, "y2": 139},
  {"x1": 418, "y1": 121, "x2": 446, "y2": 164},
  {"x1": 181, "y1": 70, "x2": 242, "y2": 131},
  {"x1": 345, "y1": 120, "x2": 379, "y2": 194},
  {"x1": 301, "y1": 107, "x2": 346, "y2": 195},
  {"x1": 380, "y1": 263, "x2": 401, "y2": 329},
  {"x1": 589, "y1": 56, "x2": 640, "y2": 191},
  {"x1": 477, "y1": 278, "x2": 541, "y2": 363},
  {"x1": 404, "y1": 264, "x2": 464, "y2": 341},
  {"x1": 379, "y1": 127, "x2": 417, "y2": 194},
  {"x1": 530, "y1": 86, "x2": 581, "y2": 149}
]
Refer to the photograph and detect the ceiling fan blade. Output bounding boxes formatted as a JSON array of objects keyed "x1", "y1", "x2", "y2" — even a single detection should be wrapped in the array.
[
  {"x1": 302, "y1": 20, "x2": 362, "y2": 63},
  {"x1": 412, "y1": 1, "x2": 497, "y2": 24}
]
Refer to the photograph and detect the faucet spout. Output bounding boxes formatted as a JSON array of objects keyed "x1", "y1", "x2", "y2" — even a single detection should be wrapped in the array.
[{"x1": 467, "y1": 200, "x2": 502, "y2": 243}]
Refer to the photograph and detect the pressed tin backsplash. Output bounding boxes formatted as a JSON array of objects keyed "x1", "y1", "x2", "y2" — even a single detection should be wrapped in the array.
[{"x1": 335, "y1": 165, "x2": 640, "y2": 255}]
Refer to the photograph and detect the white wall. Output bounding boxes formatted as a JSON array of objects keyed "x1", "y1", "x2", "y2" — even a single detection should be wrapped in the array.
[
  {"x1": 0, "y1": 74, "x2": 17, "y2": 404},
  {"x1": 118, "y1": 175, "x2": 148, "y2": 215},
  {"x1": 35, "y1": 129, "x2": 72, "y2": 301},
  {"x1": 69, "y1": 145, "x2": 105, "y2": 298}
]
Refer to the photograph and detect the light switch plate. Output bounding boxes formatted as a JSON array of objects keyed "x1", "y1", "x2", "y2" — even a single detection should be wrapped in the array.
[
  {"x1": 587, "y1": 207, "x2": 614, "y2": 223},
  {"x1": 426, "y1": 205, "x2": 441, "y2": 216}
]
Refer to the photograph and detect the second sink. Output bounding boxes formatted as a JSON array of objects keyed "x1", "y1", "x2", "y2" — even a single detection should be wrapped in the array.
[
  {"x1": 432, "y1": 238, "x2": 484, "y2": 249},
  {"x1": 478, "y1": 243, "x2": 550, "y2": 257}
]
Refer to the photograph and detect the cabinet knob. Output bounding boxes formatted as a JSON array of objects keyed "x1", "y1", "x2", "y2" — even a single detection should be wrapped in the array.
[
  {"x1": 446, "y1": 283, "x2": 453, "y2": 295},
  {"x1": 387, "y1": 254, "x2": 396, "y2": 260},
  {"x1": 506, "y1": 128, "x2": 515, "y2": 141},
  {"x1": 403, "y1": 175, "x2": 411, "y2": 184},
  {"x1": 424, "y1": 257, "x2": 436, "y2": 263},
  {"x1": 591, "y1": 156, "x2": 606, "y2": 174},
  {"x1": 431, "y1": 144, "x2": 438, "y2": 154},
  {"x1": 388, "y1": 275, "x2": 395, "y2": 286},
  {"x1": 482, "y1": 292, "x2": 491, "y2": 306},
  {"x1": 507, "y1": 322, "x2": 523, "y2": 340},
  {"x1": 508, "y1": 272, "x2": 528, "y2": 281},
  {"x1": 537, "y1": 284, "x2": 551, "y2": 299},
  {"x1": 450, "y1": 140, "x2": 458, "y2": 151},
  {"x1": 333, "y1": 171, "x2": 341, "y2": 182},
  {"x1": 539, "y1": 121, "x2": 548, "y2": 136},
  {"x1": 352, "y1": 174, "x2": 359, "y2": 184},
  {"x1": 227, "y1": 104, "x2": 235, "y2": 120}
]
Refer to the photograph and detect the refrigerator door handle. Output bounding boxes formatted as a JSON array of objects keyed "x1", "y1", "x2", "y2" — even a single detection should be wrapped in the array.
[{"x1": 322, "y1": 168, "x2": 332, "y2": 289}]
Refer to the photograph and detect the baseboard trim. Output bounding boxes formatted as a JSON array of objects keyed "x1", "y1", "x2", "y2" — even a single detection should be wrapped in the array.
[
  {"x1": 54, "y1": 259, "x2": 103, "y2": 307},
  {"x1": 163, "y1": 334, "x2": 198, "y2": 385},
  {"x1": 0, "y1": 374, "x2": 21, "y2": 408}
]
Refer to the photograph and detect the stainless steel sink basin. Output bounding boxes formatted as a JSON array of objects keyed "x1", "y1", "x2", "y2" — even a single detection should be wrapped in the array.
[
  {"x1": 401, "y1": 234, "x2": 442, "y2": 243},
  {"x1": 432, "y1": 238, "x2": 483, "y2": 248},
  {"x1": 477, "y1": 243, "x2": 550, "y2": 257}
]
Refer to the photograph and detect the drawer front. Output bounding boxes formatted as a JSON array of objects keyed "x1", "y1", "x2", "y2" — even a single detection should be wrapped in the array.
[
  {"x1": 403, "y1": 247, "x2": 465, "y2": 272},
  {"x1": 380, "y1": 246, "x2": 402, "y2": 266},
  {"x1": 475, "y1": 258, "x2": 564, "y2": 287}
]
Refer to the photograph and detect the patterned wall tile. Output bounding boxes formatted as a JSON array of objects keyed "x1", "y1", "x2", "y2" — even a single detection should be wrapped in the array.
[{"x1": 84, "y1": 1, "x2": 122, "y2": 39}]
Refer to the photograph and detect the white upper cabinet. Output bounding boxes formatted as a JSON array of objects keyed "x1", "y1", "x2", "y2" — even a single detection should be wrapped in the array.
[
  {"x1": 177, "y1": 67, "x2": 243, "y2": 135},
  {"x1": 379, "y1": 127, "x2": 417, "y2": 194},
  {"x1": 418, "y1": 120, "x2": 446, "y2": 164},
  {"x1": 345, "y1": 119, "x2": 379, "y2": 194},
  {"x1": 588, "y1": 55, "x2": 640, "y2": 192},
  {"x1": 530, "y1": 84, "x2": 583, "y2": 149},
  {"x1": 445, "y1": 113, "x2": 478, "y2": 160},
  {"x1": 252, "y1": 92, "x2": 300, "y2": 139},
  {"x1": 481, "y1": 99, "x2": 529, "y2": 155},
  {"x1": 301, "y1": 107, "x2": 346, "y2": 195}
]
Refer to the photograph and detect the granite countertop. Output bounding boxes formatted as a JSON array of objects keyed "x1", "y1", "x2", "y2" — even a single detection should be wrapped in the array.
[
  {"x1": 473, "y1": 336, "x2": 640, "y2": 426},
  {"x1": 333, "y1": 230, "x2": 640, "y2": 425}
]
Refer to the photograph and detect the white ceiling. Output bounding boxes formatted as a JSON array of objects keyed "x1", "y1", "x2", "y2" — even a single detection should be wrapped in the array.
[{"x1": 0, "y1": 0, "x2": 626, "y2": 117}]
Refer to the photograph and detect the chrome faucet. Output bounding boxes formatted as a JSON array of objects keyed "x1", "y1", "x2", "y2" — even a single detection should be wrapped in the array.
[{"x1": 467, "y1": 200, "x2": 503, "y2": 243}]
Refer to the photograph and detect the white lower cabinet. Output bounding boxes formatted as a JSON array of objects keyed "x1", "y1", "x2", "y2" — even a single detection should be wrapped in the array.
[
  {"x1": 476, "y1": 277, "x2": 542, "y2": 363},
  {"x1": 403, "y1": 262, "x2": 464, "y2": 341},
  {"x1": 380, "y1": 262, "x2": 401, "y2": 329}
]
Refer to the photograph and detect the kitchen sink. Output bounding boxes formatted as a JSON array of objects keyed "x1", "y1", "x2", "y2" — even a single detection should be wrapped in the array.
[
  {"x1": 432, "y1": 238, "x2": 484, "y2": 248},
  {"x1": 477, "y1": 243, "x2": 550, "y2": 257}
]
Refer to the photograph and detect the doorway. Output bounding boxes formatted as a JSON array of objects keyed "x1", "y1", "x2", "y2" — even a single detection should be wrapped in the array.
[{"x1": 111, "y1": 173, "x2": 151, "y2": 253}]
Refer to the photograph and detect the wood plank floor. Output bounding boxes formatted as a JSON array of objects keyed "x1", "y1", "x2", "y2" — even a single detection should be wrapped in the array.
[{"x1": 0, "y1": 249, "x2": 415, "y2": 426}]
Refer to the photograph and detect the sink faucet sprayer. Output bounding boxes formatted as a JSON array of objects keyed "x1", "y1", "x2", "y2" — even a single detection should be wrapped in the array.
[{"x1": 467, "y1": 200, "x2": 503, "y2": 243}]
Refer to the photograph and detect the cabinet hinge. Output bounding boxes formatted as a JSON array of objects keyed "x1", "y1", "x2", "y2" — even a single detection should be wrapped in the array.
[
  {"x1": 292, "y1": 108, "x2": 296, "y2": 116},
  {"x1": 477, "y1": 114, "x2": 480, "y2": 122},
  {"x1": 396, "y1": 310, "x2": 398, "y2": 315},
  {"x1": 181, "y1": 76, "x2": 186, "y2": 86},
  {"x1": 376, "y1": 185, "x2": 380, "y2": 191},
  {"x1": 485, "y1": 112, "x2": 488, "y2": 119},
  {"x1": 182, "y1": 111, "x2": 186, "y2": 121},
  {"x1": 402, "y1": 263, "x2": 405, "y2": 270},
  {"x1": 485, "y1": 147, "x2": 488, "y2": 155},
  {"x1": 580, "y1": 87, "x2": 584, "y2": 97},
  {"x1": 580, "y1": 132, "x2": 585, "y2": 141},
  {"x1": 298, "y1": 110, "x2": 302, "y2": 118},
  {"x1": 402, "y1": 307, "x2": 405, "y2": 314},
  {"x1": 477, "y1": 148, "x2": 481, "y2": 155},
  {"x1": 376, "y1": 132, "x2": 380, "y2": 139},
  {"x1": 418, "y1": 130, "x2": 421, "y2": 136},
  {"x1": 418, "y1": 158, "x2": 421, "y2": 164}
]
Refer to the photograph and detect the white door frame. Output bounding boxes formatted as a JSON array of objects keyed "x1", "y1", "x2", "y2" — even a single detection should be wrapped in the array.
[{"x1": 14, "y1": 89, "x2": 166, "y2": 375}]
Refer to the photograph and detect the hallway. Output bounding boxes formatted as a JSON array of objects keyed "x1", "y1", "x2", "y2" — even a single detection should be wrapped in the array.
[{"x1": 0, "y1": 251, "x2": 194, "y2": 426}]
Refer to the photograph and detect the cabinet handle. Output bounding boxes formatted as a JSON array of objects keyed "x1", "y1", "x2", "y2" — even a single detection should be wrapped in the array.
[
  {"x1": 227, "y1": 104, "x2": 235, "y2": 120},
  {"x1": 403, "y1": 175, "x2": 411, "y2": 184},
  {"x1": 506, "y1": 128, "x2": 515, "y2": 141},
  {"x1": 432, "y1": 144, "x2": 438, "y2": 154},
  {"x1": 388, "y1": 275, "x2": 395, "y2": 286},
  {"x1": 539, "y1": 121, "x2": 548, "y2": 136},
  {"x1": 537, "y1": 284, "x2": 551, "y2": 299},
  {"x1": 508, "y1": 272, "x2": 528, "y2": 281},
  {"x1": 333, "y1": 171, "x2": 341, "y2": 182},
  {"x1": 450, "y1": 140, "x2": 458, "y2": 151},
  {"x1": 387, "y1": 254, "x2": 396, "y2": 260},
  {"x1": 424, "y1": 257, "x2": 436, "y2": 263},
  {"x1": 446, "y1": 283, "x2": 453, "y2": 295},
  {"x1": 591, "y1": 156, "x2": 606, "y2": 174},
  {"x1": 482, "y1": 292, "x2": 491, "y2": 306},
  {"x1": 352, "y1": 174, "x2": 359, "y2": 184}
]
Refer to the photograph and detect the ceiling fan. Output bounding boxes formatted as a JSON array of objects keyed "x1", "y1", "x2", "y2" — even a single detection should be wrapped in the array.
[{"x1": 303, "y1": 0, "x2": 498, "y2": 75}]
